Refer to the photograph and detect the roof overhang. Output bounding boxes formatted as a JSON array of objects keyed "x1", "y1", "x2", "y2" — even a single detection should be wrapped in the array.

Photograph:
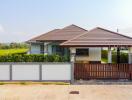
[
  {"x1": 36, "y1": 40, "x2": 66, "y2": 42},
  {"x1": 60, "y1": 44, "x2": 132, "y2": 47}
]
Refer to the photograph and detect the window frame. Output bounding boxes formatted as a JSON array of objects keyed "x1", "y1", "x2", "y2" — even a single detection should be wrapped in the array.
[{"x1": 76, "y1": 48, "x2": 89, "y2": 56}]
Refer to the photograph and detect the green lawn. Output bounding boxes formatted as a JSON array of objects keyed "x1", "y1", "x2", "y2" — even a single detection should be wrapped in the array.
[{"x1": 0, "y1": 49, "x2": 28, "y2": 56}]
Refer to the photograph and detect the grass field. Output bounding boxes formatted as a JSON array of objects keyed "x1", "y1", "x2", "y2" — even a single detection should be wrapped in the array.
[{"x1": 0, "y1": 49, "x2": 28, "y2": 56}]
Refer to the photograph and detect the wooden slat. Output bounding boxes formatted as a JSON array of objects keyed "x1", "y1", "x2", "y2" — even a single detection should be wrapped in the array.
[{"x1": 74, "y1": 63, "x2": 132, "y2": 80}]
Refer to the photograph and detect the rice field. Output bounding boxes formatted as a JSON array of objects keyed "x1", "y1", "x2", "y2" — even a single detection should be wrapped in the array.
[{"x1": 0, "y1": 49, "x2": 28, "y2": 56}]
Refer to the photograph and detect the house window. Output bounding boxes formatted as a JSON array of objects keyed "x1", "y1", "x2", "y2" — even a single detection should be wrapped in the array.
[
  {"x1": 52, "y1": 45, "x2": 64, "y2": 55},
  {"x1": 40, "y1": 44, "x2": 44, "y2": 54},
  {"x1": 76, "y1": 48, "x2": 89, "y2": 56}
]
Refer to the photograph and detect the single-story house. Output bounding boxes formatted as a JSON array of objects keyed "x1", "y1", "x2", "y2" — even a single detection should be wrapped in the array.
[
  {"x1": 27, "y1": 24, "x2": 132, "y2": 64},
  {"x1": 1, "y1": 24, "x2": 132, "y2": 82}
]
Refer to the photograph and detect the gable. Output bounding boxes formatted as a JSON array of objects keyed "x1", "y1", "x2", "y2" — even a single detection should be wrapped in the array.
[
  {"x1": 27, "y1": 24, "x2": 87, "y2": 42},
  {"x1": 61, "y1": 27, "x2": 132, "y2": 47}
]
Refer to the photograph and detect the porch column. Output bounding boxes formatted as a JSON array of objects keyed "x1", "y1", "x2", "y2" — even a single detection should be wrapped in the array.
[
  {"x1": 70, "y1": 48, "x2": 76, "y2": 84},
  {"x1": 108, "y1": 47, "x2": 112, "y2": 63},
  {"x1": 70, "y1": 48, "x2": 76, "y2": 62},
  {"x1": 44, "y1": 42, "x2": 48, "y2": 54},
  {"x1": 128, "y1": 47, "x2": 132, "y2": 64}
]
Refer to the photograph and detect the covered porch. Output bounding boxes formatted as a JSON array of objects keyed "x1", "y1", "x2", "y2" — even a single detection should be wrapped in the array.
[
  {"x1": 70, "y1": 46, "x2": 132, "y2": 80},
  {"x1": 60, "y1": 27, "x2": 132, "y2": 81},
  {"x1": 70, "y1": 46, "x2": 132, "y2": 64}
]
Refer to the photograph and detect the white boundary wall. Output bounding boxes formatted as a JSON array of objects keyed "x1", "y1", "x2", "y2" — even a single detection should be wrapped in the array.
[
  {"x1": 42, "y1": 64, "x2": 71, "y2": 80},
  {"x1": 12, "y1": 65, "x2": 40, "y2": 80},
  {"x1": 0, "y1": 63, "x2": 71, "y2": 81},
  {"x1": 0, "y1": 65, "x2": 10, "y2": 80}
]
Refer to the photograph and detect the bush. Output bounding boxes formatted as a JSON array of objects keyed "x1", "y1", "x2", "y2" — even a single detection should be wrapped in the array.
[
  {"x1": 102, "y1": 50, "x2": 128, "y2": 63},
  {"x1": 0, "y1": 54, "x2": 70, "y2": 62},
  {"x1": 101, "y1": 50, "x2": 108, "y2": 59},
  {"x1": 112, "y1": 52, "x2": 128, "y2": 63}
]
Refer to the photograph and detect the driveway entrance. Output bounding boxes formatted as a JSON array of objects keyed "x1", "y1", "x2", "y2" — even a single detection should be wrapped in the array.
[{"x1": 74, "y1": 63, "x2": 132, "y2": 80}]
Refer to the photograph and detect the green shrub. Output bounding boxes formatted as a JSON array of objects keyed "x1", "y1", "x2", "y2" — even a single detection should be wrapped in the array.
[
  {"x1": 102, "y1": 50, "x2": 128, "y2": 63},
  {"x1": 112, "y1": 52, "x2": 128, "y2": 63},
  {"x1": 0, "y1": 54, "x2": 70, "y2": 62},
  {"x1": 101, "y1": 50, "x2": 108, "y2": 59}
]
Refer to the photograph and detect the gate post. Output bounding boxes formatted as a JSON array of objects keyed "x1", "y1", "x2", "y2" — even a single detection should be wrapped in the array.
[
  {"x1": 71, "y1": 63, "x2": 74, "y2": 84},
  {"x1": 70, "y1": 48, "x2": 76, "y2": 84},
  {"x1": 128, "y1": 47, "x2": 132, "y2": 80}
]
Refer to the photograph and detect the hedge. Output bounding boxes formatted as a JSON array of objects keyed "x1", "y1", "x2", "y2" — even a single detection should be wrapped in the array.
[{"x1": 0, "y1": 54, "x2": 70, "y2": 62}]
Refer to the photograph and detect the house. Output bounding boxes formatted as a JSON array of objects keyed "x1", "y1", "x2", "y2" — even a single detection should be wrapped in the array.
[
  {"x1": 27, "y1": 24, "x2": 132, "y2": 64},
  {"x1": 27, "y1": 24, "x2": 87, "y2": 57}
]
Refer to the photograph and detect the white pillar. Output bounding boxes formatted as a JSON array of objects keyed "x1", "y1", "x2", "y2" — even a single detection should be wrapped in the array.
[
  {"x1": 128, "y1": 47, "x2": 132, "y2": 64},
  {"x1": 44, "y1": 42, "x2": 48, "y2": 55},
  {"x1": 70, "y1": 48, "x2": 76, "y2": 84},
  {"x1": 108, "y1": 47, "x2": 112, "y2": 63},
  {"x1": 70, "y1": 48, "x2": 76, "y2": 62}
]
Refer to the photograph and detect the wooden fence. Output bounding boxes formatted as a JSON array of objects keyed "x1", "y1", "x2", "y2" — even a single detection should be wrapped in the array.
[{"x1": 74, "y1": 63, "x2": 132, "y2": 80}]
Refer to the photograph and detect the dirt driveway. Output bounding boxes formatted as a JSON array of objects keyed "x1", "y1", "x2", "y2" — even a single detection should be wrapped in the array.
[{"x1": 0, "y1": 85, "x2": 132, "y2": 100}]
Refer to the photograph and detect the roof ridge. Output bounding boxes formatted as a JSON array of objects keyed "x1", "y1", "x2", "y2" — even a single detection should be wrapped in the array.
[
  {"x1": 60, "y1": 27, "x2": 132, "y2": 46},
  {"x1": 96, "y1": 27, "x2": 132, "y2": 39},
  {"x1": 60, "y1": 28, "x2": 97, "y2": 45},
  {"x1": 71, "y1": 24, "x2": 88, "y2": 31},
  {"x1": 62, "y1": 24, "x2": 88, "y2": 31}
]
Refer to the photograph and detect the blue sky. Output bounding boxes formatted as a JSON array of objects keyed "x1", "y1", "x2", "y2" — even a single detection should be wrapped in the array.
[{"x1": 0, "y1": 0, "x2": 132, "y2": 42}]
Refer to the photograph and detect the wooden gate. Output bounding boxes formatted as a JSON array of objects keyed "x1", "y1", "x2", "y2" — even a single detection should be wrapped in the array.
[{"x1": 74, "y1": 63, "x2": 132, "y2": 80}]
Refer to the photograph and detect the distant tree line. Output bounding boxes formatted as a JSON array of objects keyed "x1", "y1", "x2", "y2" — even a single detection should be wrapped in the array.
[{"x1": 0, "y1": 42, "x2": 29, "y2": 49}]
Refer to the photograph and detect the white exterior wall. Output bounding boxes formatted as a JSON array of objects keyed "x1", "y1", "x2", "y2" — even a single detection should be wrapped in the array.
[
  {"x1": 75, "y1": 47, "x2": 101, "y2": 61},
  {"x1": 30, "y1": 44, "x2": 41, "y2": 54},
  {"x1": 12, "y1": 65, "x2": 40, "y2": 80},
  {"x1": 42, "y1": 64, "x2": 71, "y2": 80},
  {"x1": 0, "y1": 65, "x2": 10, "y2": 80}
]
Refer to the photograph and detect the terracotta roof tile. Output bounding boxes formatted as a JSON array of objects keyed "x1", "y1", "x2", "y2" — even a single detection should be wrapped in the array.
[
  {"x1": 27, "y1": 29, "x2": 60, "y2": 42},
  {"x1": 61, "y1": 27, "x2": 132, "y2": 46},
  {"x1": 27, "y1": 24, "x2": 87, "y2": 42}
]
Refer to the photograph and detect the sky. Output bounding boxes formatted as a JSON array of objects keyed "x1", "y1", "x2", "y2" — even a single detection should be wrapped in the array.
[{"x1": 0, "y1": 0, "x2": 132, "y2": 43}]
